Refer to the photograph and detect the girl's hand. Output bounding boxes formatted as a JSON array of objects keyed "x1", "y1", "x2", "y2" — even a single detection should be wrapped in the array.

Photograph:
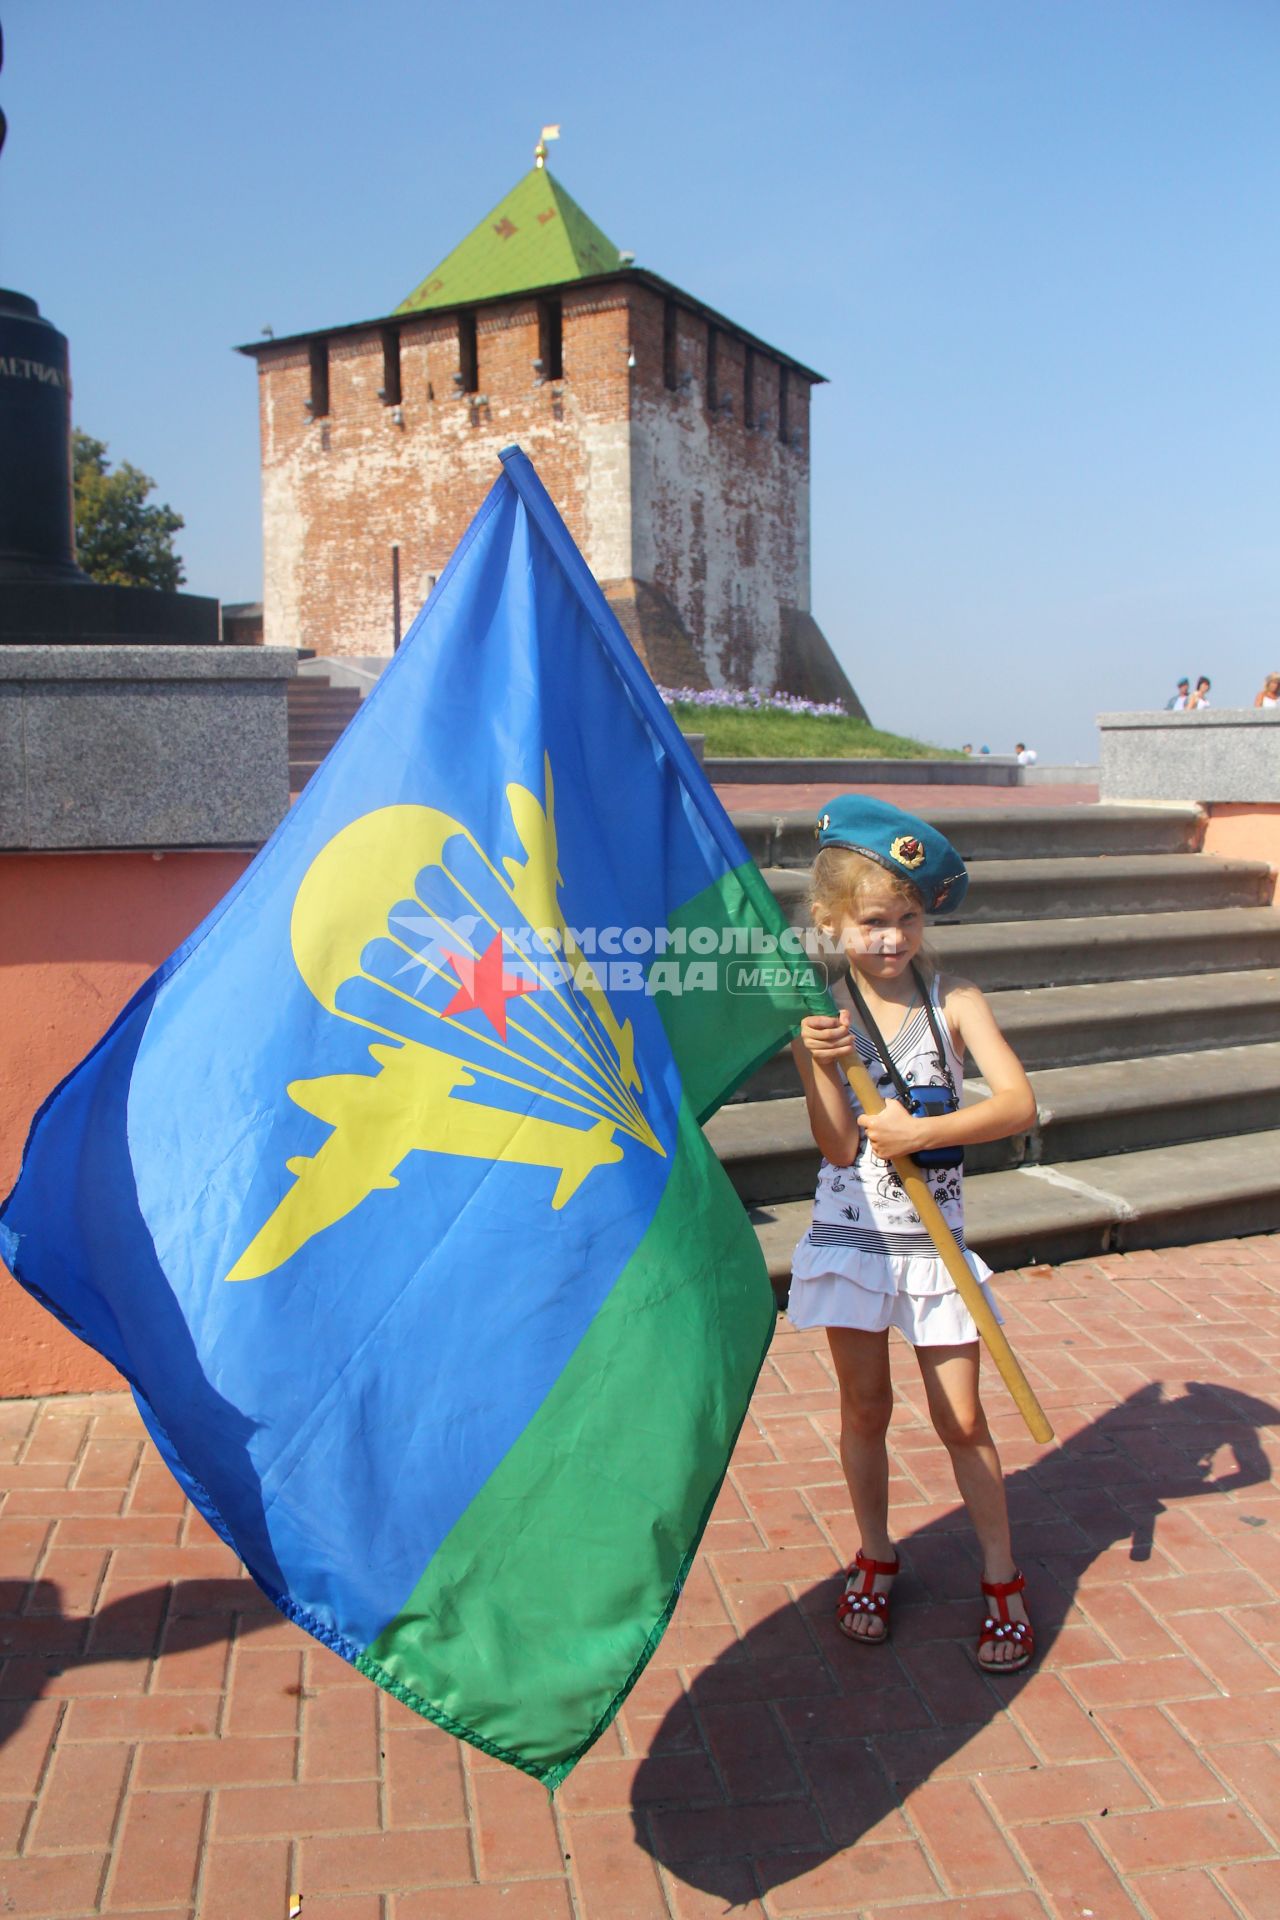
[
  {"x1": 791, "y1": 1012, "x2": 860, "y2": 1163},
  {"x1": 797, "y1": 1011, "x2": 854, "y2": 1065},
  {"x1": 858, "y1": 1099, "x2": 928, "y2": 1160}
]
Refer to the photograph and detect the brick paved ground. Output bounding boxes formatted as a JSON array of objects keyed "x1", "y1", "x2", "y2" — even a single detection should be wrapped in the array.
[
  {"x1": 4, "y1": 1234, "x2": 1280, "y2": 1918},
  {"x1": 712, "y1": 781, "x2": 1099, "y2": 813}
]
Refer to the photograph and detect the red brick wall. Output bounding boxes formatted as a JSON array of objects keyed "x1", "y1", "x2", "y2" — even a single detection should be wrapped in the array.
[
  {"x1": 627, "y1": 286, "x2": 812, "y2": 688},
  {"x1": 255, "y1": 279, "x2": 817, "y2": 691},
  {"x1": 259, "y1": 293, "x2": 636, "y2": 657}
]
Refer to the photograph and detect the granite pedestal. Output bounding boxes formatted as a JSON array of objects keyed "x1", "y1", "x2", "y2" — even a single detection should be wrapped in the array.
[
  {"x1": 0, "y1": 646, "x2": 295, "y2": 849},
  {"x1": 1099, "y1": 708, "x2": 1280, "y2": 804}
]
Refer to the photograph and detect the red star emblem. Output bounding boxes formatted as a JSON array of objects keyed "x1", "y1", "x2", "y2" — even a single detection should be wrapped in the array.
[{"x1": 441, "y1": 935, "x2": 536, "y2": 1038}]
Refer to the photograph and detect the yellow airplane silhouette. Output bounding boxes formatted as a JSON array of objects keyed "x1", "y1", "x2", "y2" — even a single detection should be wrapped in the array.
[{"x1": 223, "y1": 1038, "x2": 622, "y2": 1284}]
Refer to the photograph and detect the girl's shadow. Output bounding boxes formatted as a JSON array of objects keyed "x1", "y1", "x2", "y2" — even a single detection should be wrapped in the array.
[{"x1": 631, "y1": 1378, "x2": 1280, "y2": 1902}]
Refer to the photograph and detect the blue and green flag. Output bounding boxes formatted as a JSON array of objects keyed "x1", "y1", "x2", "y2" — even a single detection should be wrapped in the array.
[{"x1": 0, "y1": 448, "x2": 826, "y2": 1786}]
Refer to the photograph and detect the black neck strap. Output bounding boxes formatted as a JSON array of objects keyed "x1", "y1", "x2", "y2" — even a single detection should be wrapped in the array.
[{"x1": 845, "y1": 963, "x2": 957, "y2": 1102}]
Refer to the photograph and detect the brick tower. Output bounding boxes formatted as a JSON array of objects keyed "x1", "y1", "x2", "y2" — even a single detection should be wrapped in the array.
[{"x1": 239, "y1": 141, "x2": 862, "y2": 710}]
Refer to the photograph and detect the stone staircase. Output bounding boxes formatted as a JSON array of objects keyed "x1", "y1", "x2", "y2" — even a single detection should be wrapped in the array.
[
  {"x1": 707, "y1": 805, "x2": 1280, "y2": 1283},
  {"x1": 287, "y1": 677, "x2": 362, "y2": 791}
]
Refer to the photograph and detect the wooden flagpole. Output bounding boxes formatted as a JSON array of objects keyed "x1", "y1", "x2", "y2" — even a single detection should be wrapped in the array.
[{"x1": 840, "y1": 1053, "x2": 1055, "y2": 1445}]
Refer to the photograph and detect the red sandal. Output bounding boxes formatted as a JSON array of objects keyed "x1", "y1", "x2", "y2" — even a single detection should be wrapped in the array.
[
  {"x1": 977, "y1": 1569, "x2": 1035, "y2": 1675},
  {"x1": 836, "y1": 1549, "x2": 899, "y2": 1644}
]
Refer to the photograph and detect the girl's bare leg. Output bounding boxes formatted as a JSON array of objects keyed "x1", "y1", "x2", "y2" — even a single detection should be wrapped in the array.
[
  {"x1": 826, "y1": 1327, "x2": 896, "y2": 1641},
  {"x1": 914, "y1": 1342, "x2": 1029, "y2": 1667}
]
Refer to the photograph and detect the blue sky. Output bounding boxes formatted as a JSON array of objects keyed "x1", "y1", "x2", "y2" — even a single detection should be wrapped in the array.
[{"x1": 4, "y1": 0, "x2": 1277, "y2": 760}]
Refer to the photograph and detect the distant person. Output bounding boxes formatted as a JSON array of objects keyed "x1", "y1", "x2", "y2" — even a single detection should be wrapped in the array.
[
  {"x1": 1014, "y1": 743, "x2": 1037, "y2": 766},
  {"x1": 1187, "y1": 676, "x2": 1212, "y2": 709},
  {"x1": 961, "y1": 743, "x2": 974, "y2": 755},
  {"x1": 1165, "y1": 678, "x2": 1190, "y2": 710},
  {"x1": 979, "y1": 745, "x2": 991, "y2": 755},
  {"x1": 1254, "y1": 673, "x2": 1279, "y2": 709}
]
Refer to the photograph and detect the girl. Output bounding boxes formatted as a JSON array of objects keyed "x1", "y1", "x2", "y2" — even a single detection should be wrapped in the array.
[{"x1": 790, "y1": 795, "x2": 1039, "y2": 1672}]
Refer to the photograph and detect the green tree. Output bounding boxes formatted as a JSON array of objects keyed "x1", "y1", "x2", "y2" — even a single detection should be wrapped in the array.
[{"x1": 72, "y1": 430, "x2": 186, "y2": 590}]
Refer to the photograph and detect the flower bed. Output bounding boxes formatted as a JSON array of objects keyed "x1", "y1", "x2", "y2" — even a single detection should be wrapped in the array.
[{"x1": 657, "y1": 685, "x2": 848, "y2": 719}]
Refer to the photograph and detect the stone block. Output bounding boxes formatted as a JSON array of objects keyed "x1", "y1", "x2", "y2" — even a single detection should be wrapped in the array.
[
  {"x1": 0, "y1": 646, "x2": 295, "y2": 850},
  {"x1": 297, "y1": 654, "x2": 384, "y2": 694},
  {"x1": 0, "y1": 690, "x2": 24, "y2": 844},
  {"x1": 703, "y1": 755, "x2": 1019, "y2": 786},
  {"x1": 1098, "y1": 709, "x2": 1280, "y2": 804},
  {"x1": 1020, "y1": 763, "x2": 1099, "y2": 785}
]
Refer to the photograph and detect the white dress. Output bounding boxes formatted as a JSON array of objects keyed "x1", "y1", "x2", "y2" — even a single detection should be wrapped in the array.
[{"x1": 788, "y1": 972, "x2": 1002, "y2": 1346}]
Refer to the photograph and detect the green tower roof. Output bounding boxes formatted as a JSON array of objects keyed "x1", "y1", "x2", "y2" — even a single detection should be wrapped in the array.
[{"x1": 396, "y1": 166, "x2": 624, "y2": 314}]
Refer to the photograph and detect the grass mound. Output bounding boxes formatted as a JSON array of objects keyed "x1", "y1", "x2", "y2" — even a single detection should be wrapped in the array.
[{"x1": 668, "y1": 705, "x2": 961, "y2": 760}]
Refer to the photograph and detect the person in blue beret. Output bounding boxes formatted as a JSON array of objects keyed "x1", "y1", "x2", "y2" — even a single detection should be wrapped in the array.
[{"x1": 789, "y1": 794, "x2": 1039, "y2": 1672}]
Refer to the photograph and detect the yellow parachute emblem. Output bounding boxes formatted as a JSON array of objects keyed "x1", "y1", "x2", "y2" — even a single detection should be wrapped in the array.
[{"x1": 224, "y1": 757, "x2": 663, "y2": 1283}]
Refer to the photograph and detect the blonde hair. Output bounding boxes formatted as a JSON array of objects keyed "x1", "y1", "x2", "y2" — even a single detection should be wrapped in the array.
[
  {"x1": 810, "y1": 847, "x2": 923, "y2": 925},
  {"x1": 809, "y1": 847, "x2": 938, "y2": 981}
]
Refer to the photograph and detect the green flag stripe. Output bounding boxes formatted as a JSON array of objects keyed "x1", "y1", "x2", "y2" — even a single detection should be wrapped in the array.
[
  {"x1": 361, "y1": 1099, "x2": 773, "y2": 1786},
  {"x1": 658, "y1": 860, "x2": 833, "y2": 1121}
]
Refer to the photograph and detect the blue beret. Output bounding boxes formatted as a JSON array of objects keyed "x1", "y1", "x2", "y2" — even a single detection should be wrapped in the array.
[{"x1": 815, "y1": 794, "x2": 969, "y2": 915}]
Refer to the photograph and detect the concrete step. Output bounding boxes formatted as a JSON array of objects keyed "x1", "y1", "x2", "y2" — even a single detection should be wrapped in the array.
[
  {"x1": 752, "y1": 1129, "x2": 1280, "y2": 1279},
  {"x1": 762, "y1": 854, "x2": 1273, "y2": 927},
  {"x1": 287, "y1": 738, "x2": 347, "y2": 756},
  {"x1": 932, "y1": 907, "x2": 1280, "y2": 991},
  {"x1": 707, "y1": 1043, "x2": 1280, "y2": 1204},
  {"x1": 730, "y1": 968, "x2": 1280, "y2": 1103},
  {"x1": 286, "y1": 674, "x2": 361, "y2": 781},
  {"x1": 287, "y1": 678, "x2": 357, "y2": 699},
  {"x1": 729, "y1": 801, "x2": 1278, "y2": 1275},
  {"x1": 732, "y1": 804, "x2": 1204, "y2": 869},
  {"x1": 288, "y1": 724, "x2": 360, "y2": 746},
  {"x1": 985, "y1": 1043, "x2": 1280, "y2": 1169},
  {"x1": 800, "y1": 907, "x2": 1280, "y2": 995},
  {"x1": 987, "y1": 968, "x2": 1280, "y2": 1069}
]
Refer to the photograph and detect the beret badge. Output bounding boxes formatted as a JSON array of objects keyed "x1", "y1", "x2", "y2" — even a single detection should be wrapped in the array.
[{"x1": 890, "y1": 834, "x2": 926, "y2": 871}]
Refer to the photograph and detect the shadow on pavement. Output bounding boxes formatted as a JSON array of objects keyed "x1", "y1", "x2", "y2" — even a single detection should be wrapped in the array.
[
  {"x1": 0, "y1": 1577, "x2": 280, "y2": 1747},
  {"x1": 632, "y1": 1378, "x2": 1280, "y2": 1902}
]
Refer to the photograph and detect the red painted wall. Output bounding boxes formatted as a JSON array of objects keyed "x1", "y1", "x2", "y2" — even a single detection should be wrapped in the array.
[
  {"x1": 1202, "y1": 804, "x2": 1280, "y2": 904},
  {"x1": 0, "y1": 850, "x2": 251, "y2": 1397}
]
